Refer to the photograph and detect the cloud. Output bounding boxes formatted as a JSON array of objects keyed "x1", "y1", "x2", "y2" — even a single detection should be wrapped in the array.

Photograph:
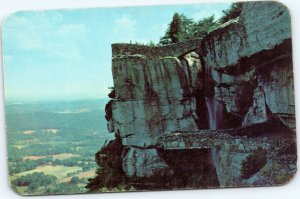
[
  {"x1": 112, "y1": 15, "x2": 138, "y2": 42},
  {"x1": 57, "y1": 24, "x2": 87, "y2": 37},
  {"x1": 114, "y1": 15, "x2": 136, "y2": 31},
  {"x1": 3, "y1": 11, "x2": 89, "y2": 61}
]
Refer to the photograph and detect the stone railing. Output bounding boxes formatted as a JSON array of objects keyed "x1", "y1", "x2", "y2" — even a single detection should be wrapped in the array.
[{"x1": 112, "y1": 38, "x2": 202, "y2": 58}]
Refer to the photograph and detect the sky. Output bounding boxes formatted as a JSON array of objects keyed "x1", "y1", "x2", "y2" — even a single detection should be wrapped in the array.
[{"x1": 2, "y1": 2, "x2": 231, "y2": 102}]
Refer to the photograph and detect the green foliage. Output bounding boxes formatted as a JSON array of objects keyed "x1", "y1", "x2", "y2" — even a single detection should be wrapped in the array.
[
  {"x1": 70, "y1": 176, "x2": 80, "y2": 184},
  {"x1": 86, "y1": 139, "x2": 131, "y2": 192},
  {"x1": 147, "y1": 40, "x2": 156, "y2": 47},
  {"x1": 158, "y1": 33, "x2": 172, "y2": 45},
  {"x1": 44, "y1": 182, "x2": 85, "y2": 194},
  {"x1": 8, "y1": 157, "x2": 54, "y2": 175},
  {"x1": 218, "y1": 2, "x2": 243, "y2": 24},
  {"x1": 7, "y1": 100, "x2": 114, "y2": 194},
  {"x1": 159, "y1": 13, "x2": 218, "y2": 45},
  {"x1": 158, "y1": 3, "x2": 244, "y2": 45},
  {"x1": 159, "y1": 13, "x2": 195, "y2": 44},
  {"x1": 119, "y1": 3, "x2": 244, "y2": 46},
  {"x1": 12, "y1": 172, "x2": 57, "y2": 193},
  {"x1": 193, "y1": 15, "x2": 218, "y2": 38},
  {"x1": 169, "y1": 13, "x2": 181, "y2": 43},
  {"x1": 241, "y1": 148, "x2": 267, "y2": 179}
]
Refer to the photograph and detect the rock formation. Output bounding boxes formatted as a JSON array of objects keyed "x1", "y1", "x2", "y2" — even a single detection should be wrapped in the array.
[{"x1": 103, "y1": 1, "x2": 296, "y2": 188}]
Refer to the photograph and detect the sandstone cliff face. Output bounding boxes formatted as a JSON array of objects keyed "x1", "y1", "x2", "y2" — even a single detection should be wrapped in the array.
[
  {"x1": 107, "y1": 42, "x2": 203, "y2": 177},
  {"x1": 199, "y1": 1, "x2": 295, "y2": 187},
  {"x1": 201, "y1": 1, "x2": 294, "y2": 129},
  {"x1": 201, "y1": 2, "x2": 291, "y2": 69},
  {"x1": 104, "y1": 1, "x2": 296, "y2": 187},
  {"x1": 110, "y1": 54, "x2": 199, "y2": 147},
  {"x1": 242, "y1": 85, "x2": 269, "y2": 126}
]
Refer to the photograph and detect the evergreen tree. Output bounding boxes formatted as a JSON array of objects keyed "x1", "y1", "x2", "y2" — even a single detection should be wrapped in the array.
[
  {"x1": 193, "y1": 15, "x2": 218, "y2": 38},
  {"x1": 158, "y1": 34, "x2": 173, "y2": 45},
  {"x1": 157, "y1": 3, "x2": 244, "y2": 45},
  {"x1": 159, "y1": 13, "x2": 194, "y2": 45},
  {"x1": 169, "y1": 13, "x2": 182, "y2": 43},
  {"x1": 178, "y1": 14, "x2": 194, "y2": 41}
]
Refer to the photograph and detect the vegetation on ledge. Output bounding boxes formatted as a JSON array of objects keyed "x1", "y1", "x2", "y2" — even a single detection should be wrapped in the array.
[{"x1": 158, "y1": 2, "x2": 243, "y2": 45}]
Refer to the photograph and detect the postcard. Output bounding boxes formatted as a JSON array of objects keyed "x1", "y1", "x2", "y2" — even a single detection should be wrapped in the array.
[{"x1": 2, "y1": 1, "x2": 297, "y2": 195}]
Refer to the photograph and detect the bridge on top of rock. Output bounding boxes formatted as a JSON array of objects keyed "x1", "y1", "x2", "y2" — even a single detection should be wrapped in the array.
[
  {"x1": 156, "y1": 129, "x2": 293, "y2": 154},
  {"x1": 112, "y1": 38, "x2": 202, "y2": 58}
]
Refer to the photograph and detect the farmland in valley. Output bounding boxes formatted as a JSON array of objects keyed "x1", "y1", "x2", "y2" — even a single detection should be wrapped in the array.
[{"x1": 6, "y1": 99, "x2": 114, "y2": 195}]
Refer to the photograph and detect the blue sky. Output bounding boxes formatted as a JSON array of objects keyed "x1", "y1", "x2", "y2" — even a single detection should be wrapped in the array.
[{"x1": 2, "y1": 2, "x2": 231, "y2": 102}]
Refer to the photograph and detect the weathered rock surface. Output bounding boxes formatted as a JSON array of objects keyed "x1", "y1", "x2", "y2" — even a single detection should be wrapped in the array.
[
  {"x1": 201, "y1": 1, "x2": 291, "y2": 69},
  {"x1": 198, "y1": 1, "x2": 295, "y2": 187},
  {"x1": 201, "y1": 2, "x2": 294, "y2": 129},
  {"x1": 157, "y1": 129, "x2": 295, "y2": 187},
  {"x1": 103, "y1": 1, "x2": 296, "y2": 188},
  {"x1": 259, "y1": 55, "x2": 295, "y2": 129},
  {"x1": 106, "y1": 40, "x2": 204, "y2": 177},
  {"x1": 242, "y1": 86, "x2": 269, "y2": 127},
  {"x1": 109, "y1": 43, "x2": 202, "y2": 148},
  {"x1": 182, "y1": 52, "x2": 202, "y2": 89},
  {"x1": 122, "y1": 147, "x2": 172, "y2": 178}
]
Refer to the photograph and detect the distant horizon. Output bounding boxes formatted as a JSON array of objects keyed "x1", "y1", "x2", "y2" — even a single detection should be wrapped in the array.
[
  {"x1": 2, "y1": 2, "x2": 231, "y2": 101},
  {"x1": 5, "y1": 96, "x2": 110, "y2": 104}
]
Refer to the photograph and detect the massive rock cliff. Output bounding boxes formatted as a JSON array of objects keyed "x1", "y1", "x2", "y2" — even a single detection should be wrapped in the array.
[
  {"x1": 104, "y1": 1, "x2": 296, "y2": 188},
  {"x1": 201, "y1": 1, "x2": 294, "y2": 129},
  {"x1": 106, "y1": 40, "x2": 204, "y2": 177},
  {"x1": 199, "y1": 1, "x2": 295, "y2": 186}
]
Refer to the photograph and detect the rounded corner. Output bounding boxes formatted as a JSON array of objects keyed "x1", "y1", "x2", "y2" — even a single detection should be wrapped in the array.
[
  {"x1": 271, "y1": 0, "x2": 291, "y2": 18},
  {"x1": 276, "y1": 167, "x2": 298, "y2": 187},
  {"x1": 1, "y1": 10, "x2": 26, "y2": 31},
  {"x1": 8, "y1": 180, "x2": 28, "y2": 196}
]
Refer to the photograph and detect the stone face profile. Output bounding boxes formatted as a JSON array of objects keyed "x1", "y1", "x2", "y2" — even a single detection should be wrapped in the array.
[{"x1": 104, "y1": 1, "x2": 296, "y2": 188}]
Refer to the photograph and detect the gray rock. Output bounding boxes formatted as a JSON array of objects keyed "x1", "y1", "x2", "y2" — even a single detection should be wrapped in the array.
[
  {"x1": 242, "y1": 86, "x2": 269, "y2": 126},
  {"x1": 122, "y1": 147, "x2": 172, "y2": 178},
  {"x1": 201, "y1": 1, "x2": 291, "y2": 69},
  {"x1": 259, "y1": 62, "x2": 295, "y2": 129},
  {"x1": 105, "y1": 1, "x2": 295, "y2": 189}
]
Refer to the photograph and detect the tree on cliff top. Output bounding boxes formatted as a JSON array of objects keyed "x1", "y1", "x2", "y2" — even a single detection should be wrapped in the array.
[
  {"x1": 159, "y1": 13, "x2": 194, "y2": 44},
  {"x1": 169, "y1": 13, "x2": 181, "y2": 43},
  {"x1": 158, "y1": 13, "x2": 218, "y2": 45},
  {"x1": 192, "y1": 15, "x2": 218, "y2": 38},
  {"x1": 158, "y1": 2, "x2": 244, "y2": 45}
]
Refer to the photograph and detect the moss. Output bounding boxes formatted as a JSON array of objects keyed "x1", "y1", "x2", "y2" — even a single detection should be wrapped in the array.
[
  {"x1": 241, "y1": 148, "x2": 267, "y2": 179},
  {"x1": 274, "y1": 172, "x2": 291, "y2": 185},
  {"x1": 259, "y1": 165, "x2": 271, "y2": 177},
  {"x1": 86, "y1": 139, "x2": 131, "y2": 192}
]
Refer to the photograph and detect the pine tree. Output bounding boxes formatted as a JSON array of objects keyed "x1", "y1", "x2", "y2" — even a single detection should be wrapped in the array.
[
  {"x1": 193, "y1": 15, "x2": 218, "y2": 38},
  {"x1": 158, "y1": 3, "x2": 244, "y2": 46},
  {"x1": 169, "y1": 13, "x2": 181, "y2": 43}
]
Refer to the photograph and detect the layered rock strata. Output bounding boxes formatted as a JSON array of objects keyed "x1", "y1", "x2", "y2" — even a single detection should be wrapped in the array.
[
  {"x1": 199, "y1": 1, "x2": 295, "y2": 186},
  {"x1": 104, "y1": 1, "x2": 296, "y2": 187},
  {"x1": 106, "y1": 40, "x2": 204, "y2": 177}
]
